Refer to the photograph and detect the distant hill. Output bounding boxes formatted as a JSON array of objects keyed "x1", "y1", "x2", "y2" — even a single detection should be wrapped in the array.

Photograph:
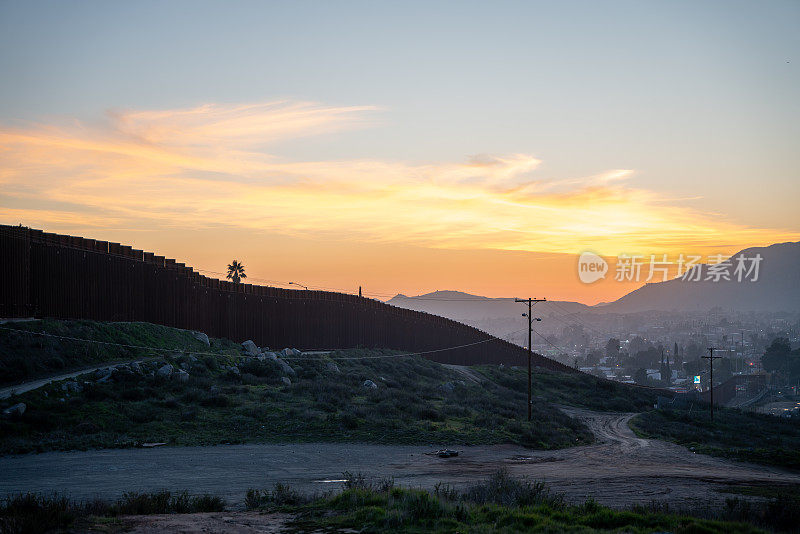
[
  {"x1": 389, "y1": 242, "x2": 800, "y2": 319},
  {"x1": 388, "y1": 291, "x2": 591, "y2": 324},
  {"x1": 600, "y1": 241, "x2": 800, "y2": 313}
]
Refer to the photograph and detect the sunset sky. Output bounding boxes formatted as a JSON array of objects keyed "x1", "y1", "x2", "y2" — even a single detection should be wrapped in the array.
[{"x1": 1, "y1": 1, "x2": 798, "y2": 304}]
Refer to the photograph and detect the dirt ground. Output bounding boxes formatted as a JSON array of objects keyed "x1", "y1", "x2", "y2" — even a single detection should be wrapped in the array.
[
  {"x1": 115, "y1": 512, "x2": 293, "y2": 534},
  {"x1": 3, "y1": 408, "x2": 799, "y2": 515}
]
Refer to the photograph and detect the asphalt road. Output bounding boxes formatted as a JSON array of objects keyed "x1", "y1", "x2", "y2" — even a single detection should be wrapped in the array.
[{"x1": 2, "y1": 408, "x2": 798, "y2": 509}]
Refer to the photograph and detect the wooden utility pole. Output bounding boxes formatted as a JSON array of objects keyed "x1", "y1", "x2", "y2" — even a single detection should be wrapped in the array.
[
  {"x1": 515, "y1": 297, "x2": 546, "y2": 421},
  {"x1": 702, "y1": 347, "x2": 723, "y2": 420}
]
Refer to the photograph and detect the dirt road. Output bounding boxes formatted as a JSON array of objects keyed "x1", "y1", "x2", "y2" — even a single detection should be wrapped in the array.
[
  {"x1": 0, "y1": 359, "x2": 153, "y2": 400},
  {"x1": 1, "y1": 408, "x2": 798, "y2": 509}
]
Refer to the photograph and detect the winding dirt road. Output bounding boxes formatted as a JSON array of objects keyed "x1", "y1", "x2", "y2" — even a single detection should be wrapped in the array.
[{"x1": 1, "y1": 409, "x2": 797, "y2": 509}]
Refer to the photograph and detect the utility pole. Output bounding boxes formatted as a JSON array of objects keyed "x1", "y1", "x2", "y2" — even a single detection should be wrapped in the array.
[
  {"x1": 515, "y1": 297, "x2": 546, "y2": 421},
  {"x1": 702, "y1": 347, "x2": 723, "y2": 420}
]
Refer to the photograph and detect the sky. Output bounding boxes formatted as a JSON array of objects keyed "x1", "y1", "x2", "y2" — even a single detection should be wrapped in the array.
[{"x1": 0, "y1": 0, "x2": 798, "y2": 304}]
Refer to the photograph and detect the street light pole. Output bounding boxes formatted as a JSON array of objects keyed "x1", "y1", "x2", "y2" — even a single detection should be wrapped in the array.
[{"x1": 515, "y1": 297, "x2": 545, "y2": 421}]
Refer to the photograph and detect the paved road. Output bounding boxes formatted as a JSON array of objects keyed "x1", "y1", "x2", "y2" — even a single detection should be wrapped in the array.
[{"x1": 2, "y1": 408, "x2": 799, "y2": 509}]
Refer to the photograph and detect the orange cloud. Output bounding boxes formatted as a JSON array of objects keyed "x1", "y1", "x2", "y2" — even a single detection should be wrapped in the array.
[{"x1": 0, "y1": 101, "x2": 797, "y2": 260}]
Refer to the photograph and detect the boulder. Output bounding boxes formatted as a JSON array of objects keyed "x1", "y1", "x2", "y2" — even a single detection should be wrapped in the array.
[
  {"x1": 95, "y1": 368, "x2": 112, "y2": 381},
  {"x1": 363, "y1": 379, "x2": 378, "y2": 390},
  {"x1": 242, "y1": 340, "x2": 260, "y2": 357},
  {"x1": 3, "y1": 403, "x2": 26, "y2": 417},
  {"x1": 96, "y1": 370, "x2": 113, "y2": 383},
  {"x1": 130, "y1": 362, "x2": 143, "y2": 374},
  {"x1": 281, "y1": 377, "x2": 292, "y2": 386},
  {"x1": 157, "y1": 364, "x2": 174, "y2": 378},
  {"x1": 277, "y1": 359, "x2": 296, "y2": 376},
  {"x1": 439, "y1": 382, "x2": 455, "y2": 393},
  {"x1": 260, "y1": 351, "x2": 278, "y2": 362},
  {"x1": 61, "y1": 381, "x2": 83, "y2": 393},
  {"x1": 326, "y1": 362, "x2": 341, "y2": 374},
  {"x1": 192, "y1": 331, "x2": 210, "y2": 346},
  {"x1": 174, "y1": 369, "x2": 190, "y2": 383},
  {"x1": 281, "y1": 348, "x2": 302, "y2": 357}
]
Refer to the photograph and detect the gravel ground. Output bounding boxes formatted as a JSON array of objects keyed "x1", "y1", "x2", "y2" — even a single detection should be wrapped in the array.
[{"x1": 2, "y1": 408, "x2": 798, "y2": 510}]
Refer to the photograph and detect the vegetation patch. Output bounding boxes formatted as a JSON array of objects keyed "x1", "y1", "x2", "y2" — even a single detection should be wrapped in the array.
[
  {"x1": 0, "y1": 319, "x2": 608, "y2": 454},
  {"x1": 631, "y1": 408, "x2": 800, "y2": 470},
  {"x1": 0, "y1": 320, "x2": 220, "y2": 387},
  {"x1": 0, "y1": 490, "x2": 224, "y2": 534},
  {"x1": 249, "y1": 470, "x2": 776, "y2": 533}
]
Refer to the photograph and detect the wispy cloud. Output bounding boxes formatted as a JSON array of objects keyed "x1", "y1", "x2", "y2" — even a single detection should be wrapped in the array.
[{"x1": 0, "y1": 100, "x2": 796, "y2": 256}]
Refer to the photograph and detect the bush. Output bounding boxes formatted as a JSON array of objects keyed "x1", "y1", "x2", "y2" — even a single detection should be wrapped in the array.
[{"x1": 462, "y1": 468, "x2": 565, "y2": 509}]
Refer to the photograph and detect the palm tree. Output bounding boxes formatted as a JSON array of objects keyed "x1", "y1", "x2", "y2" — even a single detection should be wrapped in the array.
[{"x1": 226, "y1": 260, "x2": 246, "y2": 284}]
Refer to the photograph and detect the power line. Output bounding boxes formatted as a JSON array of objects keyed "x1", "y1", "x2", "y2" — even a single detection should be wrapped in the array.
[{"x1": 0, "y1": 325, "x2": 527, "y2": 362}]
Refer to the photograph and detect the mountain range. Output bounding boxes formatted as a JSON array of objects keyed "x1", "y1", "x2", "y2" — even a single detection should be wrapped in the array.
[{"x1": 389, "y1": 241, "x2": 800, "y2": 317}]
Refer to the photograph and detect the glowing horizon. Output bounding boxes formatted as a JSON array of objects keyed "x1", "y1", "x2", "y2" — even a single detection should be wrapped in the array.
[{"x1": 1, "y1": 100, "x2": 797, "y2": 305}]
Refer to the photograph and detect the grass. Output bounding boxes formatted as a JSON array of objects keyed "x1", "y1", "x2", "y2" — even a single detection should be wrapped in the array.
[
  {"x1": 630, "y1": 407, "x2": 800, "y2": 470},
  {"x1": 477, "y1": 364, "x2": 659, "y2": 412},
  {"x1": 5, "y1": 472, "x2": 797, "y2": 533},
  {"x1": 1, "y1": 319, "x2": 623, "y2": 454},
  {"x1": 0, "y1": 490, "x2": 224, "y2": 534},
  {"x1": 247, "y1": 470, "x2": 779, "y2": 533},
  {"x1": 0, "y1": 319, "x2": 217, "y2": 387}
]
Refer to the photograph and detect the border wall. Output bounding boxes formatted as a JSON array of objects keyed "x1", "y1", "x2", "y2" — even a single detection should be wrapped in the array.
[{"x1": 0, "y1": 225, "x2": 576, "y2": 371}]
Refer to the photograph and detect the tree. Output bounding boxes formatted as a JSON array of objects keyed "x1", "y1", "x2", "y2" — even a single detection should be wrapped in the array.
[
  {"x1": 226, "y1": 260, "x2": 247, "y2": 284},
  {"x1": 762, "y1": 338, "x2": 800, "y2": 380},
  {"x1": 634, "y1": 368, "x2": 648, "y2": 385},
  {"x1": 605, "y1": 338, "x2": 620, "y2": 360}
]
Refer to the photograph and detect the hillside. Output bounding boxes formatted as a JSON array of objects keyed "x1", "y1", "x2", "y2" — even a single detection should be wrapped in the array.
[
  {"x1": 0, "y1": 320, "x2": 659, "y2": 455},
  {"x1": 600, "y1": 242, "x2": 800, "y2": 313},
  {"x1": 387, "y1": 291, "x2": 591, "y2": 344}
]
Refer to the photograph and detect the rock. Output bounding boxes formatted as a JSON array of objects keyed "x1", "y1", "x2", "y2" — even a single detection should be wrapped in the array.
[
  {"x1": 180, "y1": 362, "x2": 189, "y2": 371},
  {"x1": 260, "y1": 351, "x2": 278, "y2": 362},
  {"x1": 277, "y1": 359, "x2": 296, "y2": 376},
  {"x1": 174, "y1": 369, "x2": 190, "y2": 383},
  {"x1": 281, "y1": 348, "x2": 302, "y2": 357},
  {"x1": 281, "y1": 377, "x2": 292, "y2": 386},
  {"x1": 61, "y1": 381, "x2": 83, "y2": 393},
  {"x1": 3, "y1": 403, "x2": 26, "y2": 417},
  {"x1": 97, "y1": 371, "x2": 113, "y2": 383},
  {"x1": 326, "y1": 362, "x2": 341, "y2": 374},
  {"x1": 242, "y1": 340, "x2": 260, "y2": 357},
  {"x1": 130, "y1": 362, "x2": 142, "y2": 374},
  {"x1": 156, "y1": 364, "x2": 174, "y2": 378},
  {"x1": 439, "y1": 382, "x2": 455, "y2": 393},
  {"x1": 188, "y1": 355, "x2": 198, "y2": 363},
  {"x1": 192, "y1": 331, "x2": 210, "y2": 346},
  {"x1": 95, "y1": 368, "x2": 112, "y2": 382},
  {"x1": 226, "y1": 365, "x2": 240, "y2": 376},
  {"x1": 363, "y1": 379, "x2": 378, "y2": 389}
]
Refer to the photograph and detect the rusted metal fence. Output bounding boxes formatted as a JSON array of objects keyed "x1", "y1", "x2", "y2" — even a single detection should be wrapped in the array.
[{"x1": 0, "y1": 225, "x2": 575, "y2": 371}]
